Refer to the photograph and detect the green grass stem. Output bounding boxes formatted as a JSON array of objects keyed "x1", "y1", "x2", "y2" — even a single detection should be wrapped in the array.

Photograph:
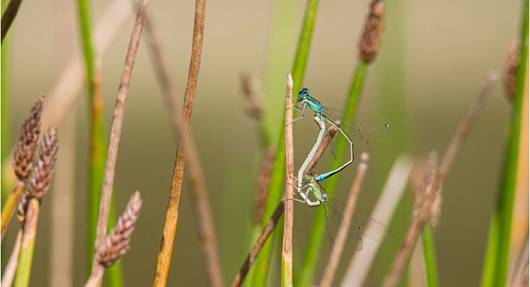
[
  {"x1": 246, "y1": 1, "x2": 319, "y2": 286},
  {"x1": 481, "y1": 1, "x2": 528, "y2": 286},
  {"x1": 14, "y1": 199, "x2": 39, "y2": 287},
  {"x1": 297, "y1": 62, "x2": 366, "y2": 287},
  {"x1": 421, "y1": 224, "x2": 439, "y2": 287},
  {"x1": 75, "y1": 0, "x2": 122, "y2": 285},
  {"x1": 1, "y1": 0, "x2": 10, "y2": 203}
]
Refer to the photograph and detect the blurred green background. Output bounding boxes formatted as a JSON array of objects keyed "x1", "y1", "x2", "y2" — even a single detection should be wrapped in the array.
[{"x1": 1, "y1": 0, "x2": 525, "y2": 286}]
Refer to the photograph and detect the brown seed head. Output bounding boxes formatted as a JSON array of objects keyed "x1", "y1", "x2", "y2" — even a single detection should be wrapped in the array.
[
  {"x1": 13, "y1": 97, "x2": 44, "y2": 181},
  {"x1": 240, "y1": 73, "x2": 264, "y2": 121},
  {"x1": 413, "y1": 152, "x2": 438, "y2": 224},
  {"x1": 27, "y1": 128, "x2": 59, "y2": 199},
  {"x1": 504, "y1": 41, "x2": 520, "y2": 102},
  {"x1": 358, "y1": 0, "x2": 385, "y2": 64},
  {"x1": 96, "y1": 191, "x2": 143, "y2": 268}
]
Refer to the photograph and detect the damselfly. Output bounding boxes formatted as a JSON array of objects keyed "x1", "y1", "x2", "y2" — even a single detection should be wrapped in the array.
[{"x1": 294, "y1": 88, "x2": 355, "y2": 182}]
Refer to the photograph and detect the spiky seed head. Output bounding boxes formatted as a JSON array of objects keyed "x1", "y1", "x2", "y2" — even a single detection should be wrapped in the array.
[
  {"x1": 13, "y1": 97, "x2": 44, "y2": 181},
  {"x1": 96, "y1": 192, "x2": 143, "y2": 268},
  {"x1": 358, "y1": 0, "x2": 385, "y2": 64},
  {"x1": 27, "y1": 128, "x2": 59, "y2": 199}
]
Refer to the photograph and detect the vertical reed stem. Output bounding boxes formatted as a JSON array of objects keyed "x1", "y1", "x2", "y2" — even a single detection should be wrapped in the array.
[
  {"x1": 92, "y1": 0, "x2": 149, "y2": 275},
  {"x1": 320, "y1": 153, "x2": 369, "y2": 287},
  {"x1": 14, "y1": 199, "x2": 40, "y2": 287},
  {"x1": 281, "y1": 74, "x2": 294, "y2": 287},
  {"x1": 152, "y1": 0, "x2": 207, "y2": 285},
  {"x1": 482, "y1": 1, "x2": 528, "y2": 285},
  {"x1": 248, "y1": 1, "x2": 319, "y2": 285},
  {"x1": 421, "y1": 224, "x2": 439, "y2": 287}
]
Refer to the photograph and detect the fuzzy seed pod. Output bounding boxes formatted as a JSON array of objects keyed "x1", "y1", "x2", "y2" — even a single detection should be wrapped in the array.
[
  {"x1": 27, "y1": 128, "x2": 59, "y2": 199},
  {"x1": 358, "y1": 0, "x2": 385, "y2": 64},
  {"x1": 95, "y1": 192, "x2": 142, "y2": 268},
  {"x1": 13, "y1": 97, "x2": 44, "y2": 181}
]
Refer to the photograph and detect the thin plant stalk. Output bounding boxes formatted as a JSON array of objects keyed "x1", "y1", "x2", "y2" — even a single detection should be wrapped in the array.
[
  {"x1": 1, "y1": 0, "x2": 10, "y2": 202},
  {"x1": 319, "y1": 153, "x2": 369, "y2": 287},
  {"x1": 75, "y1": 0, "x2": 122, "y2": 284},
  {"x1": 142, "y1": 10, "x2": 224, "y2": 287},
  {"x1": 341, "y1": 156, "x2": 413, "y2": 287},
  {"x1": 91, "y1": 0, "x2": 149, "y2": 273},
  {"x1": 247, "y1": 1, "x2": 319, "y2": 285},
  {"x1": 507, "y1": 233, "x2": 528, "y2": 287},
  {"x1": 231, "y1": 201, "x2": 285, "y2": 287},
  {"x1": 482, "y1": 1, "x2": 528, "y2": 285},
  {"x1": 13, "y1": 199, "x2": 40, "y2": 287},
  {"x1": 384, "y1": 73, "x2": 497, "y2": 287},
  {"x1": 302, "y1": 2, "x2": 386, "y2": 283},
  {"x1": 2, "y1": 231, "x2": 22, "y2": 287},
  {"x1": 1, "y1": 182, "x2": 23, "y2": 239},
  {"x1": 281, "y1": 74, "x2": 294, "y2": 287},
  {"x1": 421, "y1": 224, "x2": 438, "y2": 287},
  {"x1": 0, "y1": 0, "x2": 23, "y2": 42},
  {"x1": 151, "y1": 0, "x2": 207, "y2": 285}
]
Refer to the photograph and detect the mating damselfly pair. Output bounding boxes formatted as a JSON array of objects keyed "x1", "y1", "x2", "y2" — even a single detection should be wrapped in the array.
[{"x1": 290, "y1": 87, "x2": 391, "y2": 249}]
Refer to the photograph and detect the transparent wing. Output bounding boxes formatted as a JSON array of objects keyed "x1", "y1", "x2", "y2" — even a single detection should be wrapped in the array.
[
  {"x1": 322, "y1": 105, "x2": 391, "y2": 143},
  {"x1": 324, "y1": 200, "x2": 363, "y2": 251}
]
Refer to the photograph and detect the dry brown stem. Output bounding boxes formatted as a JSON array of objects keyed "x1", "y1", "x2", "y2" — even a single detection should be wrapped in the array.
[
  {"x1": 1, "y1": 0, "x2": 23, "y2": 41},
  {"x1": 152, "y1": 0, "x2": 207, "y2": 285},
  {"x1": 93, "y1": 0, "x2": 149, "y2": 268},
  {"x1": 281, "y1": 74, "x2": 294, "y2": 287},
  {"x1": 383, "y1": 73, "x2": 497, "y2": 287},
  {"x1": 143, "y1": 8, "x2": 224, "y2": 286},
  {"x1": 320, "y1": 153, "x2": 369, "y2": 287},
  {"x1": 1, "y1": 231, "x2": 22, "y2": 287},
  {"x1": 508, "y1": 233, "x2": 529, "y2": 287},
  {"x1": 1, "y1": 182, "x2": 24, "y2": 240},
  {"x1": 384, "y1": 154, "x2": 438, "y2": 287}
]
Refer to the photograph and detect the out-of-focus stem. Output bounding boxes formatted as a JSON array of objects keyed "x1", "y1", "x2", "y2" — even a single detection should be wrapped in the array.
[{"x1": 14, "y1": 199, "x2": 40, "y2": 287}]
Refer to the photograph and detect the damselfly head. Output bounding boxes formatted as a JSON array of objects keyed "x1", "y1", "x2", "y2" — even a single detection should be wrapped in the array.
[
  {"x1": 297, "y1": 88, "x2": 310, "y2": 101},
  {"x1": 321, "y1": 191, "x2": 329, "y2": 203}
]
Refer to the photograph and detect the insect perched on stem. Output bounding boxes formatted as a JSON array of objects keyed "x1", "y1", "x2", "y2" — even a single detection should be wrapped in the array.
[{"x1": 293, "y1": 88, "x2": 355, "y2": 182}]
